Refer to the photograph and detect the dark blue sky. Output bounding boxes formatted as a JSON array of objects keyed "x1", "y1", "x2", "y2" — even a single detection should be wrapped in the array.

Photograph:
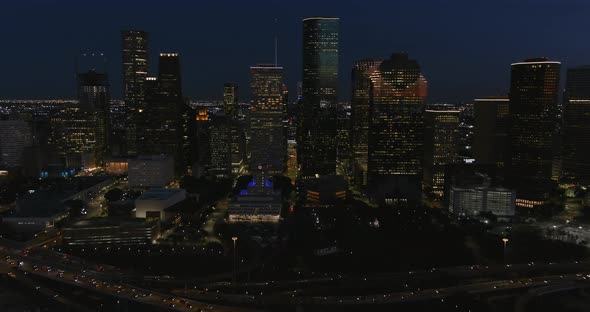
[{"x1": 1, "y1": 0, "x2": 589, "y2": 102}]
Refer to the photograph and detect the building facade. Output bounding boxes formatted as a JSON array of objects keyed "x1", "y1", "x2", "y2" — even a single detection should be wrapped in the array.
[
  {"x1": 249, "y1": 65, "x2": 286, "y2": 176},
  {"x1": 449, "y1": 186, "x2": 516, "y2": 218},
  {"x1": 367, "y1": 53, "x2": 427, "y2": 204},
  {"x1": 128, "y1": 155, "x2": 174, "y2": 188},
  {"x1": 473, "y1": 97, "x2": 510, "y2": 168},
  {"x1": 508, "y1": 59, "x2": 560, "y2": 207},
  {"x1": 562, "y1": 65, "x2": 590, "y2": 185},
  {"x1": 423, "y1": 106, "x2": 460, "y2": 197},
  {"x1": 299, "y1": 17, "x2": 339, "y2": 178},
  {"x1": 121, "y1": 30, "x2": 149, "y2": 156},
  {"x1": 350, "y1": 59, "x2": 382, "y2": 190}
]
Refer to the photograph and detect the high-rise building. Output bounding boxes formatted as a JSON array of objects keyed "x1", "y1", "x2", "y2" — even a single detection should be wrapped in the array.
[
  {"x1": 423, "y1": 106, "x2": 460, "y2": 197},
  {"x1": 367, "y1": 53, "x2": 427, "y2": 204},
  {"x1": 473, "y1": 97, "x2": 509, "y2": 168},
  {"x1": 222, "y1": 83, "x2": 244, "y2": 176},
  {"x1": 138, "y1": 53, "x2": 189, "y2": 174},
  {"x1": 351, "y1": 59, "x2": 382, "y2": 189},
  {"x1": 562, "y1": 65, "x2": 590, "y2": 185},
  {"x1": 158, "y1": 53, "x2": 182, "y2": 98},
  {"x1": 209, "y1": 111, "x2": 232, "y2": 178},
  {"x1": 457, "y1": 103, "x2": 475, "y2": 163},
  {"x1": 121, "y1": 30, "x2": 149, "y2": 156},
  {"x1": 49, "y1": 107, "x2": 99, "y2": 168},
  {"x1": 109, "y1": 100, "x2": 126, "y2": 157},
  {"x1": 508, "y1": 58, "x2": 560, "y2": 207},
  {"x1": 299, "y1": 17, "x2": 339, "y2": 178},
  {"x1": 0, "y1": 118, "x2": 32, "y2": 168},
  {"x1": 77, "y1": 70, "x2": 110, "y2": 163},
  {"x1": 223, "y1": 83, "x2": 238, "y2": 117},
  {"x1": 249, "y1": 64, "x2": 286, "y2": 176}
]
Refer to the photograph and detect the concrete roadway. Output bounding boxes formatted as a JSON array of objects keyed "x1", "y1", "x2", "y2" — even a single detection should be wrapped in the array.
[{"x1": 0, "y1": 244, "x2": 258, "y2": 312}]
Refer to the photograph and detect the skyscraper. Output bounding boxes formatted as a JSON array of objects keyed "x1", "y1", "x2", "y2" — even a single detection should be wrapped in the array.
[
  {"x1": 473, "y1": 97, "x2": 510, "y2": 168},
  {"x1": 0, "y1": 118, "x2": 32, "y2": 168},
  {"x1": 423, "y1": 106, "x2": 460, "y2": 197},
  {"x1": 138, "y1": 53, "x2": 188, "y2": 174},
  {"x1": 223, "y1": 83, "x2": 238, "y2": 117},
  {"x1": 223, "y1": 83, "x2": 243, "y2": 175},
  {"x1": 508, "y1": 58, "x2": 560, "y2": 207},
  {"x1": 299, "y1": 17, "x2": 339, "y2": 178},
  {"x1": 351, "y1": 59, "x2": 382, "y2": 190},
  {"x1": 77, "y1": 70, "x2": 110, "y2": 163},
  {"x1": 158, "y1": 53, "x2": 182, "y2": 98},
  {"x1": 562, "y1": 65, "x2": 590, "y2": 185},
  {"x1": 367, "y1": 53, "x2": 427, "y2": 204},
  {"x1": 209, "y1": 111, "x2": 232, "y2": 178},
  {"x1": 249, "y1": 64, "x2": 286, "y2": 176},
  {"x1": 121, "y1": 30, "x2": 149, "y2": 156}
]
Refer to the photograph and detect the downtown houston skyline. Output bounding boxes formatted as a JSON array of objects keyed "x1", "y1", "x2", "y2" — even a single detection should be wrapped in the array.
[{"x1": 2, "y1": 0, "x2": 590, "y2": 102}]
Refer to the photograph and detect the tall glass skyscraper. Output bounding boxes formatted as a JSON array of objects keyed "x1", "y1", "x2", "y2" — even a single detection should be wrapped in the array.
[
  {"x1": 121, "y1": 30, "x2": 149, "y2": 156},
  {"x1": 367, "y1": 53, "x2": 427, "y2": 204},
  {"x1": 351, "y1": 59, "x2": 382, "y2": 190},
  {"x1": 508, "y1": 58, "x2": 560, "y2": 207},
  {"x1": 423, "y1": 106, "x2": 460, "y2": 198},
  {"x1": 299, "y1": 17, "x2": 339, "y2": 178},
  {"x1": 249, "y1": 64, "x2": 286, "y2": 176},
  {"x1": 562, "y1": 65, "x2": 590, "y2": 185}
]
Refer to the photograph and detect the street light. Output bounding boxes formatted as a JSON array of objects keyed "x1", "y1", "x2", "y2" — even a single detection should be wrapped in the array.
[
  {"x1": 232, "y1": 236, "x2": 238, "y2": 286},
  {"x1": 502, "y1": 238, "x2": 509, "y2": 264},
  {"x1": 502, "y1": 238, "x2": 509, "y2": 248}
]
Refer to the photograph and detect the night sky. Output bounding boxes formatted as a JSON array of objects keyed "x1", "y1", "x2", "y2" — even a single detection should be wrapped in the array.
[{"x1": 1, "y1": 0, "x2": 589, "y2": 102}]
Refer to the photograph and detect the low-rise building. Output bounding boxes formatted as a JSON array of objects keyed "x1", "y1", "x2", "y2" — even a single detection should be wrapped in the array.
[
  {"x1": 128, "y1": 155, "x2": 174, "y2": 188},
  {"x1": 63, "y1": 217, "x2": 159, "y2": 246},
  {"x1": 449, "y1": 185, "x2": 515, "y2": 218},
  {"x1": 302, "y1": 175, "x2": 348, "y2": 208},
  {"x1": 134, "y1": 188, "x2": 186, "y2": 222},
  {"x1": 228, "y1": 174, "x2": 282, "y2": 223}
]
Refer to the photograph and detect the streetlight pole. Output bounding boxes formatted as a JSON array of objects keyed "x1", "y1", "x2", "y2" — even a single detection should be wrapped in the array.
[
  {"x1": 232, "y1": 236, "x2": 238, "y2": 286},
  {"x1": 502, "y1": 238, "x2": 509, "y2": 264}
]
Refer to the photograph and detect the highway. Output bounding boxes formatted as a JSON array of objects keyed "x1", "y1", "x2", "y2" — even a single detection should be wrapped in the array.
[
  {"x1": 4, "y1": 233, "x2": 590, "y2": 310},
  {"x1": 0, "y1": 243, "x2": 258, "y2": 312}
]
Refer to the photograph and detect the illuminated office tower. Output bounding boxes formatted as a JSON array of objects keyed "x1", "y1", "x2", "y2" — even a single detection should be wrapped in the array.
[
  {"x1": 223, "y1": 83, "x2": 244, "y2": 175},
  {"x1": 350, "y1": 58, "x2": 382, "y2": 189},
  {"x1": 299, "y1": 17, "x2": 339, "y2": 178},
  {"x1": 77, "y1": 70, "x2": 110, "y2": 163},
  {"x1": 249, "y1": 64, "x2": 286, "y2": 176},
  {"x1": 367, "y1": 53, "x2": 427, "y2": 205},
  {"x1": 508, "y1": 58, "x2": 560, "y2": 207},
  {"x1": 209, "y1": 111, "x2": 232, "y2": 178},
  {"x1": 121, "y1": 29, "x2": 149, "y2": 156},
  {"x1": 562, "y1": 65, "x2": 590, "y2": 185},
  {"x1": 473, "y1": 96, "x2": 509, "y2": 167},
  {"x1": 423, "y1": 106, "x2": 460, "y2": 197},
  {"x1": 223, "y1": 83, "x2": 238, "y2": 117},
  {"x1": 49, "y1": 107, "x2": 99, "y2": 168}
]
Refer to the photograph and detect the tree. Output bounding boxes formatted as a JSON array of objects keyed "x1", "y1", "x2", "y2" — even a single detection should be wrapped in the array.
[{"x1": 104, "y1": 188, "x2": 123, "y2": 202}]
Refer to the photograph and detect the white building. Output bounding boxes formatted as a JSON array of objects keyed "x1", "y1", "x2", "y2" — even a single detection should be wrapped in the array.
[
  {"x1": 134, "y1": 188, "x2": 186, "y2": 222},
  {"x1": 449, "y1": 186, "x2": 515, "y2": 218},
  {"x1": 128, "y1": 155, "x2": 174, "y2": 188},
  {"x1": 0, "y1": 119, "x2": 31, "y2": 167}
]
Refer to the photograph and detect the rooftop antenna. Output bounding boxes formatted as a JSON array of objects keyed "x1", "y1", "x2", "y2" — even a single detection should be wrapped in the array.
[{"x1": 274, "y1": 18, "x2": 278, "y2": 66}]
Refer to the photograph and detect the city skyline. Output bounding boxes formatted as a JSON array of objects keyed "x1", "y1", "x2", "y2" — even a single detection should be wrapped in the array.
[
  {"x1": 3, "y1": 3, "x2": 590, "y2": 311},
  {"x1": 2, "y1": 1, "x2": 590, "y2": 102}
]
